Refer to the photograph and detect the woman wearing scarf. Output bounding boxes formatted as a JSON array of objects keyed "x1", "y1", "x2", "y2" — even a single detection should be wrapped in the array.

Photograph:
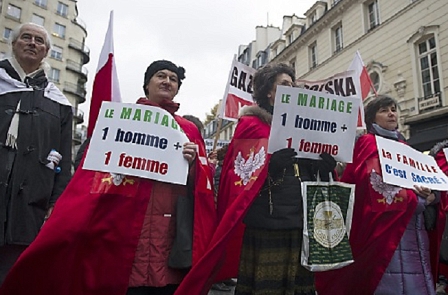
[
  {"x1": 315, "y1": 95, "x2": 438, "y2": 295},
  {"x1": 0, "y1": 60, "x2": 216, "y2": 295}
]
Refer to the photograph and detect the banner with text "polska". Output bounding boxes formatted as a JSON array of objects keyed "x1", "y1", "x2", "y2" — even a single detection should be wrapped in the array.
[
  {"x1": 83, "y1": 102, "x2": 190, "y2": 185},
  {"x1": 268, "y1": 86, "x2": 360, "y2": 163},
  {"x1": 219, "y1": 58, "x2": 256, "y2": 121},
  {"x1": 377, "y1": 136, "x2": 448, "y2": 190},
  {"x1": 296, "y1": 70, "x2": 365, "y2": 129}
]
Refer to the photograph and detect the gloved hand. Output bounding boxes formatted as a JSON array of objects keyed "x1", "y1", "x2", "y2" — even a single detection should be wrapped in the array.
[
  {"x1": 269, "y1": 148, "x2": 297, "y2": 177},
  {"x1": 317, "y1": 152, "x2": 337, "y2": 177}
]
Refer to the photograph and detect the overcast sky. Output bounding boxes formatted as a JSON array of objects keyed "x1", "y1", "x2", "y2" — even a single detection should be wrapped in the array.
[{"x1": 77, "y1": 0, "x2": 317, "y2": 123}]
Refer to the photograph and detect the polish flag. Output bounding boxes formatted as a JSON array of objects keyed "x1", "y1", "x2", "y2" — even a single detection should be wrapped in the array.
[
  {"x1": 348, "y1": 51, "x2": 376, "y2": 129},
  {"x1": 87, "y1": 11, "x2": 121, "y2": 137}
]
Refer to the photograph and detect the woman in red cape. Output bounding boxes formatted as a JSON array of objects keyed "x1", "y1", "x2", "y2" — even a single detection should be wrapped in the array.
[
  {"x1": 175, "y1": 63, "x2": 336, "y2": 295},
  {"x1": 429, "y1": 140, "x2": 448, "y2": 292},
  {"x1": 315, "y1": 95, "x2": 439, "y2": 295},
  {"x1": 0, "y1": 60, "x2": 216, "y2": 295}
]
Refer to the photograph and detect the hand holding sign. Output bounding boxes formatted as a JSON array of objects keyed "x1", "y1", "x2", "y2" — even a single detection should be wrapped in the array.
[
  {"x1": 268, "y1": 86, "x2": 360, "y2": 163},
  {"x1": 84, "y1": 102, "x2": 190, "y2": 185},
  {"x1": 183, "y1": 142, "x2": 198, "y2": 165}
]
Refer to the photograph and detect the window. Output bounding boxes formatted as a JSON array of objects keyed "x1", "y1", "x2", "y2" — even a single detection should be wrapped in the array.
[
  {"x1": 333, "y1": 0, "x2": 342, "y2": 6},
  {"x1": 333, "y1": 24, "x2": 343, "y2": 53},
  {"x1": 290, "y1": 59, "x2": 296, "y2": 72},
  {"x1": 53, "y1": 23, "x2": 66, "y2": 38},
  {"x1": 31, "y1": 14, "x2": 45, "y2": 26},
  {"x1": 366, "y1": 0, "x2": 380, "y2": 31},
  {"x1": 34, "y1": 0, "x2": 47, "y2": 8},
  {"x1": 48, "y1": 68, "x2": 60, "y2": 83},
  {"x1": 50, "y1": 45, "x2": 63, "y2": 60},
  {"x1": 57, "y1": 2, "x2": 68, "y2": 17},
  {"x1": 256, "y1": 53, "x2": 266, "y2": 69},
  {"x1": 3, "y1": 28, "x2": 12, "y2": 41},
  {"x1": 7, "y1": 4, "x2": 21, "y2": 20},
  {"x1": 288, "y1": 33, "x2": 294, "y2": 45},
  {"x1": 309, "y1": 43, "x2": 318, "y2": 69},
  {"x1": 369, "y1": 71, "x2": 380, "y2": 93},
  {"x1": 418, "y1": 36, "x2": 440, "y2": 98},
  {"x1": 310, "y1": 12, "x2": 317, "y2": 25}
]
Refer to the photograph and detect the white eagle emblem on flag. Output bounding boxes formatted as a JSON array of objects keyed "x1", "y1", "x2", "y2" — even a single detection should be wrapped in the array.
[
  {"x1": 370, "y1": 169, "x2": 402, "y2": 204},
  {"x1": 234, "y1": 146, "x2": 266, "y2": 186}
]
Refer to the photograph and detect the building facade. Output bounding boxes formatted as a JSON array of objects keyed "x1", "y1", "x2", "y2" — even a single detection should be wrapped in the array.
[
  {"x1": 204, "y1": 26, "x2": 284, "y2": 142},
  {"x1": 0, "y1": 0, "x2": 89, "y2": 159},
  {"x1": 270, "y1": 0, "x2": 447, "y2": 151}
]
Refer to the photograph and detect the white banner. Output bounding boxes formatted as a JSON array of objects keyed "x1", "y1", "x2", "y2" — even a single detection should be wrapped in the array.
[
  {"x1": 204, "y1": 138, "x2": 229, "y2": 155},
  {"x1": 268, "y1": 86, "x2": 360, "y2": 162},
  {"x1": 376, "y1": 136, "x2": 448, "y2": 190},
  {"x1": 83, "y1": 102, "x2": 190, "y2": 185},
  {"x1": 296, "y1": 70, "x2": 366, "y2": 129},
  {"x1": 219, "y1": 57, "x2": 256, "y2": 121}
]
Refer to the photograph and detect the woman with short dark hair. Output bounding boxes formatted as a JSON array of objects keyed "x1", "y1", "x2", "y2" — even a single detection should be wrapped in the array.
[
  {"x1": 217, "y1": 63, "x2": 335, "y2": 295},
  {"x1": 316, "y1": 95, "x2": 438, "y2": 295}
]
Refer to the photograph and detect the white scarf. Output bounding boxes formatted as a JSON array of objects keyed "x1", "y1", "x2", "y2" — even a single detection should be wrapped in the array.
[{"x1": 5, "y1": 56, "x2": 43, "y2": 149}]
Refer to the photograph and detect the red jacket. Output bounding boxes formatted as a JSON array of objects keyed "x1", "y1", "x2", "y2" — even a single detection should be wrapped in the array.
[
  {"x1": 0, "y1": 99, "x2": 217, "y2": 295},
  {"x1": 315, "y1": 134, "x2": 418, "y2": 295}
]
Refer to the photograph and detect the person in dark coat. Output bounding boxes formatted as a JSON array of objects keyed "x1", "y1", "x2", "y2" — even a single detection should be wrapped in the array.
[{"x1": 0, "y1": 23, "x2": 73, "y2": 285}]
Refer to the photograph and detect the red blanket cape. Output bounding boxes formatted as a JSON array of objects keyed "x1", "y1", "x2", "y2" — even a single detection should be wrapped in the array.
[
  {"x1": 0, "y1": 100, "x2": 216, "y2": 295},
  {"x1": 431, "y1": 149, "x2": 448, "y2": 280},
  {"x1": 315, "y1": 134, "x2": 418, "y2": 295},
  {"x1": 174, "y1": 115, "x2": 271, "y2": 295}
]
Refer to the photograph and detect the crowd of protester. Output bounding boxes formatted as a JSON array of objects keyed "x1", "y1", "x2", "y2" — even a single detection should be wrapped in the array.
[{"x1": 0, "y1": 23, "x2": 447, "y2": 295}]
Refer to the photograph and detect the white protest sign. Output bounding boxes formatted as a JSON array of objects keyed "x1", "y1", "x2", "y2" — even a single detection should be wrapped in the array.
[
  {"x1": 219, "y1": 57, "x2": 256, "y2": 121},
  {"x1": 83, "y1": 102, "x2": 190, "y2": 185},
  {"x1": 204, "y1": 139, "x2": 229, "y2": 155},
  {"x1": 376, "y1": 135, "x2": 448, "y2": 190},
  {"x1": 268, "y1": 86, "x2": 360, "y2": 162}
]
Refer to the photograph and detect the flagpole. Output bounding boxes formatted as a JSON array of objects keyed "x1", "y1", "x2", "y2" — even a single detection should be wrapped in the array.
[
  {"x1": 212, "y1": 117, "x2": 223, "y2": 151},
  {"x1": 212, "y1": 55, "x2": 236, "y2": 152}
]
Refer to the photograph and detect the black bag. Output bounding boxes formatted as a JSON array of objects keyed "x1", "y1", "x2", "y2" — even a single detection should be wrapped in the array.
[
  {"x1": 168, "y1": 194, "x2": 194, "y2": 269},
  {"x1": 440, "y1": 215, "x2": 448, "y2": 264},
  {"x1": 423, "y1": 205, "x2": 438, "y2": 231}
]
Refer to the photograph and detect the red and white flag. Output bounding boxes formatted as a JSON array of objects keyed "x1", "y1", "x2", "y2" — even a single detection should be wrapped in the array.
[
  {"x1": 87, "y1": 11, "x2": 121, "y2": 137},
  {"x1": 218, "y1": 56, "x2": 256, "y2": 121},
  {"x1": 348, "y1": 50, "x2": 376, "y2": 129}
]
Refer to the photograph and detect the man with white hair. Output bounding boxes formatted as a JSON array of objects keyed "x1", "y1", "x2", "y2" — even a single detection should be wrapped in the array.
[{"x1": 0, "y1": 23, "x2": 72, "y2": 284}]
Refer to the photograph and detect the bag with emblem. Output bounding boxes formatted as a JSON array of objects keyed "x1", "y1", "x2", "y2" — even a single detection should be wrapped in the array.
[{"x1": 301, "y1": 173, "x2": 355, "y2": 272}]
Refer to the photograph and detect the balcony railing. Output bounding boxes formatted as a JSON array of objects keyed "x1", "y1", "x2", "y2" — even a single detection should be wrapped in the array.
[
  {"x1": 72, "y1": 107, "x2": 84, "y2": 124},
  {"x1": 63, "y1": 82, "x2": 86, "y2": 103},
  {"x1": 73, "y1": 130, "x2": 82, "y2": 144},
  {"x1": 66, "y1": 59, "x2": 88, "y2": 80},
  {"x1": 73, "y1": 17, "x2": 87, "y2": 33},
  {"x1": 68, "y1": 38, "x2": 90, "y2": 64}
]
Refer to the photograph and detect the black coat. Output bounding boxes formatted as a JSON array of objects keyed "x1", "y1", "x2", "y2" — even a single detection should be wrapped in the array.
[{"x1": 0, "y1": 60, "x2": 72, "y2": 245}]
